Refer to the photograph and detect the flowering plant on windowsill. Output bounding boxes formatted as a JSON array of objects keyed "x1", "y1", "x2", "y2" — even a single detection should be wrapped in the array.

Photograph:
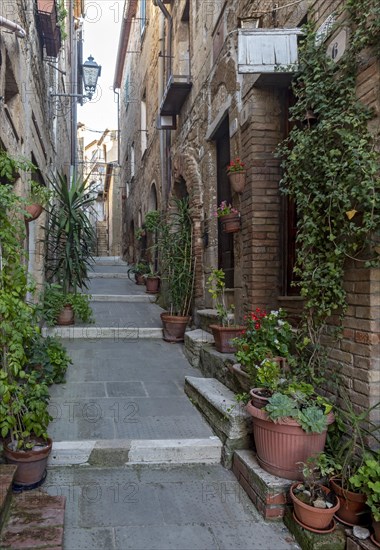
[
  {"x1": 227, "y1": 157, "x2": 245, "y2": 173},
  {"x1": 215, "y1": 201, "x2": 239, "y2": 218}
]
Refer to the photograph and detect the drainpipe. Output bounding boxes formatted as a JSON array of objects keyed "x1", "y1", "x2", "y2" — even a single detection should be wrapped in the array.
[
  {"x1": 158, "y1": 13, "x2": 166, "y2": 207},
  {"x1": 153, "y1": 0, "x2": 173, "y2": 204},
  {"x1": 114, "y1": 89, "x2": 121, "y2": 166},
  {"x1": 0, "y1": 16, "x2": 26, "y2": 38}
]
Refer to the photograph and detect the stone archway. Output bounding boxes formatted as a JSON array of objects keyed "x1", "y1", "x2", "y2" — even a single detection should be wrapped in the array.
[{"x1": 171, "y1": 148, "x2": 204, "y2": 306}]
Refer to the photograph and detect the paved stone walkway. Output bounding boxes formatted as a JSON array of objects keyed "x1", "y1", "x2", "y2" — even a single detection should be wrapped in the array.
[{"x1": 45, "y1": 257, "x2": 297, "y2": 550}]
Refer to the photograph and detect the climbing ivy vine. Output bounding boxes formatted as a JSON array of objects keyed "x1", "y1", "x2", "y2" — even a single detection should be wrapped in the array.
[{"x1": 276, "y1": 0, "x2": 380, "y2": 375}]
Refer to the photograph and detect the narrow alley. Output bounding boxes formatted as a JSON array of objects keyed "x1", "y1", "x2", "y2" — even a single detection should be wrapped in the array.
[{"x1": 44, "y1": 257, "x2": 297, "y2": 550}]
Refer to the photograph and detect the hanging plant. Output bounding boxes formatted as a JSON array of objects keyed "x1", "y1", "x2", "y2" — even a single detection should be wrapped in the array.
[{"x1": 276, "y1": 1, "x2": 380, "y2": 377}]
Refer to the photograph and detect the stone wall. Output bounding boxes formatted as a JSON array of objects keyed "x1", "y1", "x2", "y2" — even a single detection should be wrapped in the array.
[
  {"x1": 117, "y1": 0, "x2": 380, "y2": 412},
  {"x1": 0, "y1": 0, "x2": 73, "y2": 289}
]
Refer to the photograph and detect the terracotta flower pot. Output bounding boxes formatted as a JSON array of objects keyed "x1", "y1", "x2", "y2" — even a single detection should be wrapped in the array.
[
  {"x1": 209, "y1": 324, "x2": 244, "y2": 353},
  {"x1": 135, "y1": 273, "x2": 145, "y2": 285},
  {"x1": 330, "y1": 477, "x2": 370, "y2": 526},
  {"x1": 290, "y1": 483, "x2": 340, "y2": 532},
  {"x1": 249, "y1": 388, "x2": 271, "y2": 409},
  {"x1": 219, "y1": 213, "x2": 240, "y2": 234},
  {"x1": 25, "y1": 203, "x2": 43, "y2": 222},
  {"x1": 228, "y1": 171, "x2": 246, "y2": 194},
  {"x1": 160, "y1": 312, "x2": 190, "y2": 343},
  {"x1": 56, "y1": 304, "x2": 74, "y2": 326},
  {"x1": 246, "y1": 401, "x2": 335, "y2": 480},
  {"x1": 4, "y1": 438, "x2": 52, "y2": 487},
  {"x1": 372, "y1": 519, "x2": 380, "y2": 544},
  {"x1": 145, "y1": 276, "x2": 160, "y2": 294}
]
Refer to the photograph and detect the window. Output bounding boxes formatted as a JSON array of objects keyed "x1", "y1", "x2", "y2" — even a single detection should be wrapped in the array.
[
  {"x1": 140, "y1": 0, "x2": 146, "y2": 36},
  {"x1": 141, "y1": 98, "x2": 147, "y2": 156}
]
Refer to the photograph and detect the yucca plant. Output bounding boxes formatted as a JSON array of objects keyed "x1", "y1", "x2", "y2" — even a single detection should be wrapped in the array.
[{"x1": 46, "y1": 173, "x2": 96, "y2": 294}]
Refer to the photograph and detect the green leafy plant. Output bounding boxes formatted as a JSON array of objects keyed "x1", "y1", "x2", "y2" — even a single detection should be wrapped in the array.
[
  {"x1": 46, "y1": 172, "x2": 96, "y2": 294},
  {"x1": 127, "y1": 261, "x2": 149, "y2": 281},
  {"x1": 153, "y1": 197, "x2": 195, "y2": 316},
  {"x1": 57, "y1": 0, "x2": 68, "y2": 40},
  {"x1": 233, "y1": 308, "x2": 293, "y2": 385},
  {"x1": 0, "y1": 155, "x2": 51, "y2": 450},
  {"x1": 135, "y1": 227, "x2": 146, "y2": 241},
  {"x1": 26, "y1": 334, "x2": 72, "y2": 385},
  {"x1": 350, "y1": 452, "x2": 380, "y2": 521},
  {"x1": 29, "y1": 180, "x2": 53, "y2": 206},
  {"x1": 41, "y1": 283, "x2": 93, "y2": 326},
  {"x1": 276, "y1": 6, "x2": 380, "y2": 378},
  {"x1": 144, "y1": 210, "x2": 161, "y2": 232},
  {"x1": 207, "y1": 268, "x2": 235, "y2": 327}
]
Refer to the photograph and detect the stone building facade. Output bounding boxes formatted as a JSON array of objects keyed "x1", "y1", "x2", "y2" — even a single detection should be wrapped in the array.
[
  {"x1": 114, "y1": 0, "x2": 379, "y2": 411},
  {"x1": 0, "y1": 0, "x2": 84, "y2": 286}
]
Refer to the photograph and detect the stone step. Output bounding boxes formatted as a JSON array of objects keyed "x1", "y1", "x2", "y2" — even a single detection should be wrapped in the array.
[
  {"x1": 0, "y1": 465, "x2": 17, "y2": 533},
  {"x1": 94, "y1": 257, "x2": 127, "y2": 265},
  {"x1": 89, "y1": 294, "x2": 155, "y2": 303},
  {"x1": 48, "y1": 438, "x2": 222, "y2": 467},
  {"x1": 42, "y1": 326, "x2": 163, "y2": 339},
  {"x1": 232, "y1": 450, "x2": 292, "y2": 521},
  {"x1": 184, "y1": 329, "x2": 215, "y2": 368},
  {"x1": 284, "y1": 506, "x2": 346, "y2": 550},
  {"x1": 184, "y1": 377, "x2": 252, "y2": 468},
  {"x1": 198, "y1": 345, "x2": 241, "y2": 394},
  {"x1": 0, "y1": 490, "x2": 66, "y2": 549},
  {"x1": 88, "y1": 272, "x2": 129, "y2": 279}
]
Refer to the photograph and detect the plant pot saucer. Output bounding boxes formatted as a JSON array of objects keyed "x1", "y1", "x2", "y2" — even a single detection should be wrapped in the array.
[
  {"x1": 12, "y1": 469, "x2": 47, "y2": 493},
  {"x1": 334, "y1": 515, "x2": 370, "y2": 528},
  {"x1": 370, "y1": 534, "x2": 380, "y2": 548},
  {"x1": 293, "y1": 511, "x2": 336, "y2": 534}
]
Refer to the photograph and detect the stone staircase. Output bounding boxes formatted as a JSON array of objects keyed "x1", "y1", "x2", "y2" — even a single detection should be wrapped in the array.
[
  {"x1": 0, "y1": 464, "x2": 66, "y2": 549},
  {"x1": 96, "y1": 221, "x2": 108, "y2": 256}
]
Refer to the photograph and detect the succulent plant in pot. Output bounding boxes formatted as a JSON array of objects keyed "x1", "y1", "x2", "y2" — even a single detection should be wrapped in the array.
[
  {"x1": 290, "y1": 454, "x2": 340, "y2": 533},
  {"x1": 246, "y1": 381, "x2": 335, "y2": 480}
]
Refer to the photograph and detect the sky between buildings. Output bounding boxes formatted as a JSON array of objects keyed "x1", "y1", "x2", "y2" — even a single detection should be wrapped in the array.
[{"x1": 78, "y1": 0, "x2": 124, "y2": 133}]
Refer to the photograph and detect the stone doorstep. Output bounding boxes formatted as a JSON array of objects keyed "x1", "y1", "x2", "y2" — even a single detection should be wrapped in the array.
[
  {"x1": 0, "y1": 491, "x2": 66, "y2": 550},
  {"x1": 184, "y1": 377, "x2": 252, "y2": 468},
  {"x1": 184, "y1": 329, "x2": 215, "y2": 368},
  {"x1": 233, "y1": 450, "x2": 292, "y2": 521},
  {"x1": 0, "y1": 465, "x2": 17, "y2": 533}
]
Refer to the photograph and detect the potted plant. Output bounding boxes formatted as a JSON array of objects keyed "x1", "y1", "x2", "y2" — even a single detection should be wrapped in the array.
[
  {"x1": 290, "y1": 454, "x2": 340, "y2": 533},
  {"x1": 24, "y1": 181, "x2": 53, "y2": 222},
  {"x1": 145, "y1": 263, "x2": 160, "y2": 294},
  {"x1": 127, "y1": 261, "x2": 149, "y2": 285},
  {"x1": 41, "y1": 283, "x2": 93, "y2": 326},
  {"x1": 154, "y1": 198, "x2": 195, "y2": 342},
  {"x1": 232, "y1": 308, "x2": 293, "y2": 394},
  {"x1": 325, "y1": 398, "x2": 379, "y2": 526},
  {"x1": 207, "y1": 268, "x2": 244, "y2": 353},
  {"x1": 45, "y1": 172, "x2": 95, "y2": 322},
  {"x1": 215, "y1": 201, "x2": 241, "y2": 233},
  {"x1": 350, "y1": 452, "x2": 380, "y2": 544},
  {"x1": 227, "y1": 157, "x2": 246, "y2": 194},
  {"x1": 135, "y1": 226, "x2": 146, "y2": 241},
  {"x1": 246, "y1": 382, "x2": 335, "y2": 479}
]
